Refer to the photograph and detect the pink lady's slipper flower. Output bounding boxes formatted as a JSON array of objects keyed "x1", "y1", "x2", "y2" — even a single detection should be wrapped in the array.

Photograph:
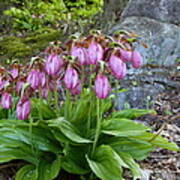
[
  {"x1": 0, "y1": 78, "x2": 9, "y2": 91},
  {"x1": 71, "y1": 46, "x2": 89, "y2": 65},
  {"x1": 16, "y1": 81, "x2": 24, "y2": 94},
  {"x1": 45, "y1": 54, "x2": 63, "y2": 76},
  {"x1": 95, "y1": 74, "x2": 111, "y2": 99},
  {"x1": 16, "y1": 98, "x2": 31, "y2": 120},
  {"x1": 132, "y1": 51, "x2": 143, "y2": 68},
  {"x1": 10, "y1": 68, "x2": 19, "y2": 79},
  {"x1": 70, "y1": 81, "x2": 82, "y2": 95},
  {"x1": 64, "y1": 67, "x2": 79, "y2": 90},
  {"x1": 1, "y1": 92, "x2": 12, "y2": 109},
  {"x1": 87, "y1": 42, "x2": 104, "y2": 65},
  {"x1": 39, "y1": 71, "x2": 46, "y2": 87},
  {"x1": 27, "y1": 69, "x2": 41, "y2": 90},
  {"x1": 109, "y1": 55, "x2": 127, "y2": 79},
  {"x1": 120, "y1": 48, "x2": 132, "y2": 63}
]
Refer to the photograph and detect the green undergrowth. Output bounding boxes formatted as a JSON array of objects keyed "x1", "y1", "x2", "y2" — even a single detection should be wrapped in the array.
[{"x1": 0, "y1": 29, "x2": 62, "y2": 61}]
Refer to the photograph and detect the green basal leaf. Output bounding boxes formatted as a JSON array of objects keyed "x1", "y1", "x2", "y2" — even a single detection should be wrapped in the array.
[
  {"x1": 48, "y1": 118, "x2": 91, "y2": 143},
  {"x1": 15, "y1": 165, "x2": 38, "y2": 180},
  {"x1": 62, "y1": 157, "x2": 89, "y2": 175},
  {"x1": 0, "y1": 108, "x2": 8, "y2": 119},
  {"x1": 106, "y1": 137, "x2": 154, "y2": 160},
  {"x1": 86, "y1": 145, "x2": 124, "y2": 180},
  {"x1": 111, "y1": 109, "x2": 156, "y2": 119},
  {"x1": 101, "y1": 118, "x2": 151, "y2": 137},
  {"x1": 0, "y1": 146, "x2": 38, "y2": 164},
  {"x1": 20, "y1": 127, "x2": 60, "y2": 152},
  {"x1": 117, "y1": 152, "x2": 142, "y2": 179},
  {"x1": 131, "y1": 132, "x2": 180, "y2": 151},
  {"x1": 1, "y1": 125, "x2": 61, "y2": 153},
  {"x1": 62, "y1": 145, "x2": 90, "y2": 175},
  {"x1": 0, "y1": 119, "x2": 27, "y2": 127},
  {"x1": 31, "y1": 98, "x2": 56, "y2": 120},
  {"x1": 37, "y1": 156, "x2": 61, "y2": 180},
  {"x1": 51, "y1": 129, "x2": 74, "y2": 144}
]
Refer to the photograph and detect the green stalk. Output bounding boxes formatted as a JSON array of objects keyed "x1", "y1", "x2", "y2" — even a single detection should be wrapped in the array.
[
  {"x1": 92, "y1": 97, "x2": 101, "y2": 155},
  {"x1": 54, "y1": 87, "x2": 59, "y2": 115},
  {"x1": 87, "y1": 66, "x2": 93, "y2": 135},
  {"x1": 38, "y1": 90, "x2": 43, "y2": 120},
  {"x1": 29, "y1": 116, "x2": 35, "y2": 153},
  {"x1": 87, "y1": 97, "x2": 92, "y2": 136},
  {"x1": 65, "y1": 90, "x2": 71, "y2": 120}
]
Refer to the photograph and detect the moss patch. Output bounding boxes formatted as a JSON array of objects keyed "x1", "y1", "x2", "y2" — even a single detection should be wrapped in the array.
[{"x1": 0, "y1": 29, "x2": 62, "y2": 62}]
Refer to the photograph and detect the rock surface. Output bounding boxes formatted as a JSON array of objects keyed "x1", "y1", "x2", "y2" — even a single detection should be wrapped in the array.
[
  {"x1": 110, "y1": 16, "x2": 180, "y2": 66},
  {"x1": 110, "y1": 0, "x2": 180, "y2": 110},
  {"x1": 122, "y1": 0, "x2": 180, "y2": 25}
]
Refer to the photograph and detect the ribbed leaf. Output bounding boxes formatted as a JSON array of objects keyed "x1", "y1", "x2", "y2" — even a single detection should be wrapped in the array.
[
  {"x1": 51, "y1": 129, "x2": 73, "y2": 144},
  {"x1": 62, "y1": 157, "x2": 89, "y2": 175},
  {"x1": 131, "y1": 132, "x2": 180, "y2": 151},
  {"x1": 62, "y1": 145, "x2": 90, "y2": 175},
  {"x1": 14, "y1": 126, "x2": 61, "y2": 153},
  {"x1": 15, "y1": 165, "x2": 38, "y2": 180},
  {"x1": 31, "y1": 98, "x2": 56, "y2": 120},
  {"x1": 48, "y1": 118, "x2": 91, "y2": 143},
  {"x1": 0, "y1": 146, "x2": 38, "y2": 164},
  {"x1": 107, "y1": 137, "x2": 154, "y2": 160},
  {"x1": 102, "y1": 118, "x2": 151, "y2": 137},
  {"x1": 112, "y1": 109, "x2": 156, "y2": 119},
  {"x1": 37, "y1": 156, "x2": 61, "y2": 180},
  {"x1": 86, "y1": 145, "x2": 123, "y2": 180},
  {"x1": 117, "y1": 152, "x2": 142, "y2": 179}
]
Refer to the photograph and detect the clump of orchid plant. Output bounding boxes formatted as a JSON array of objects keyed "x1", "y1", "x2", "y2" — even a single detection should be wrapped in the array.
[
  {"x1": 0, "y1": 30, "x2": 143, "y2": 120},
  {"x1": 0, "y1": 30, "x2": 178, "y2": 180}
]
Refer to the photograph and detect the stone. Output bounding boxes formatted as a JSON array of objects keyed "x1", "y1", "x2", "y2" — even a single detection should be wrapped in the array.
[
  {"x1": 115, "y1": 66, "x2": 180, "y2": 109},
  {"x1": 110, "y1": 16, "x2": 180, "y2": 66},
  {"x1": 110, "y1": 18, "x2": 180, "y2": 109},
  {"x1": 122, "y1": 0, "x2": 180, "y2": 25}
]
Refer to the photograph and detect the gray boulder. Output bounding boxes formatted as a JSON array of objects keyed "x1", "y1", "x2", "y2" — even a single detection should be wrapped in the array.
[
  {"x1": 110, "y1": 16, "x2": 180, "y2": 66},
  {"x1": 122, "y1": 0, "x2": 180, "y2": 25},
  {"x1": 110, "y1": 16, "x2": 180, "y2": 109}
]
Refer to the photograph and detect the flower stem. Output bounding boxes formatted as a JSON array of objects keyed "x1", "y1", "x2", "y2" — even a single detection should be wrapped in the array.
[
  {"x1": 54, "y1": 86, "x2": 59, "y2": 115},
  {"x1": 29, "y1": 116, "x2": 35, "y2": 153},
  {"x1": 92, "y1": 97, "x2": 101, "y2": 155},
  {"x1": 87, "y1": 66, "x2": 93, "y2": 136}
]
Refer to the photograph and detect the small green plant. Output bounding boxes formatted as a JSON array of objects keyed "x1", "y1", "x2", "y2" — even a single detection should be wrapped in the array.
[
  {"x1": 0, "y1": 30, "x2": 179, "y2": 180},
  {"x1": 4, "y1": 0, "x2": 103, "y2": 31}
]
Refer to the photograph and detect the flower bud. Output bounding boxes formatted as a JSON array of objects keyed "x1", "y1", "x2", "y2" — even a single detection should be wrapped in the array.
[
  {"x1": 64, "y1": 67, "x2": 79, "y2": 90},
  {"x1": 27, "y1": 70, "x2": 41, "y2": 90},
  {"x1": 16, "y1": 98, "x2": 31, "y2": 120},
  {"x1": 71, "y1": 46, "x2": 88, "y2": 65},
  {"x1": 132, "y1": 51, "x2": 143, "y2": 68},
  {"x1": 95, "y1": 74, "x2": 111, "y2": 99},
  {"x1": 1, "y1": 92, "x2": 12, "y2": 109},
  {"x1": 87, "y1": 42, "x2": 104, "y2": 65},
  {"x1": 45, "y1": 54, "x2": 63, "y2": 76},
  {"x1": 120, "y1": 48, "x2": 132, "y2": 62},
  {"x1": 109, "y1": 55, "x2": 127, "y2": 79}
]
